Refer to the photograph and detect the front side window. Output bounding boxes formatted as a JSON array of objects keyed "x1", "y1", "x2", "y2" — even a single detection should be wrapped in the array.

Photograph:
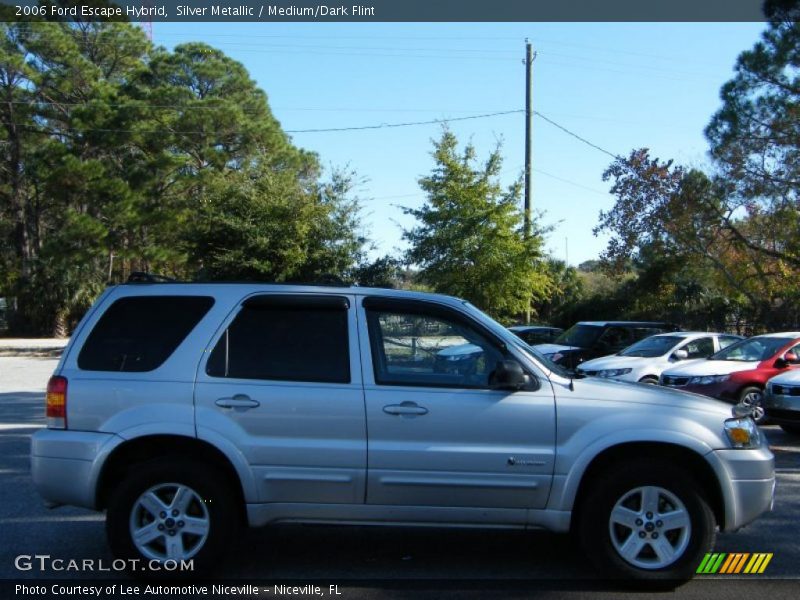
[
  {"x1": 682, "y1": 337, "x2": 715, "y2": 359},
  {"x1": 207, "y1": 296, "x2": 350, "y2": 383},
  {"x1": 366, "y1": 307, "x2": 505, "y2": 389},
  {"x1": 78, "y1": 295, "x2": 214, "y2": 372}
]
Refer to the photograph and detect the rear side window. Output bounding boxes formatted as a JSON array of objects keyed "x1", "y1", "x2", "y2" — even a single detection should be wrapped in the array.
[
  {"x1": 206, "y1": 295, "x2": 350, "y2": 383},
  {"x1": 78, "y1": 296, "x2": 214, "y2": 372}
]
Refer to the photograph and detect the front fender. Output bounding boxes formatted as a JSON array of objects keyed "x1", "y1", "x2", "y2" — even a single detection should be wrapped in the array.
[{"x1": 549, "y1": 426, "x2": 716, "y2": 514}]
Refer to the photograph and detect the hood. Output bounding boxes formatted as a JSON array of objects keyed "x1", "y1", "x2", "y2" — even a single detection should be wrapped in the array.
[
  {"x1": 534, "y1": 343, "x2": 578, "y2": 355},
  {"x1": 573, "y1": 376, "x2": 732, "y2": 418},
  {"x1": 767, "y1": 369, "x2": 800, "y2": 385},
  {"x1": 662, "y1": 359, "x2": 760, "y2": 377},
  {"x1": 579, "y1": 354, "x2": 652, "y2": 371}
]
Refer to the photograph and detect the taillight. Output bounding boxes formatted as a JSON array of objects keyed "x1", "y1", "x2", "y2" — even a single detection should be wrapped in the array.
[{"x1": 46, "y1": 376, "x2": 68, "y2": 429}]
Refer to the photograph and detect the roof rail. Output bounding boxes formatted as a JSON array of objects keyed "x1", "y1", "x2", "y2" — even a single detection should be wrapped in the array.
[{"x1": 127, "y1": 272, "x2": 178, "y2": 283}]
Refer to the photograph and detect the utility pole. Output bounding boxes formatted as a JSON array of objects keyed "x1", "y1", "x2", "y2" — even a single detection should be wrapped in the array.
[
  {"x1": 524, "y1": 41, "x2": 536, "y2": 324},
  {"x1": 524, "y1": 41, "x2": 535, "y2": 239}
]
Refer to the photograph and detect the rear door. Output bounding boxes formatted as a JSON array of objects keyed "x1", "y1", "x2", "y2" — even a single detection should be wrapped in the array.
[
  {"x1": 194, "y1": 293, "x2": 366, "y2": 505},
  {"x1": 358, "y1": 296, "x2": 555, "y2": 510}
]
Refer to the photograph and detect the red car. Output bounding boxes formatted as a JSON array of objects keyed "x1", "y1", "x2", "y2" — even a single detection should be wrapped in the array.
[{"x1": 659, "y1": 332, "x2": 800, "y2": 422}]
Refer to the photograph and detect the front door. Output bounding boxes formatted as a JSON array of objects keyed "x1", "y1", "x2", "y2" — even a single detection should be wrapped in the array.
[
  {"x1": 194, "y1": 293, "x2": 366, "y2": 505},
  {"x1": 358, "y1": 296, "x2": 555, "y2": 510}
]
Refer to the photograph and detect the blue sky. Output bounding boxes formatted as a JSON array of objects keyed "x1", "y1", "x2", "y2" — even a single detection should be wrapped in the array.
[{"x1": 154, "y1": 21, "x2": 766, "y2": 266}]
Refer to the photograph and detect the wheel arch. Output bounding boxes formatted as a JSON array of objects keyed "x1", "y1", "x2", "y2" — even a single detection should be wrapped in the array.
[
  {"x1": 96, "y1": 434, "x2": 248, "y2": 524},
  {"x1": 568, "y1": 441, "x2": 725, "y2": 532}
]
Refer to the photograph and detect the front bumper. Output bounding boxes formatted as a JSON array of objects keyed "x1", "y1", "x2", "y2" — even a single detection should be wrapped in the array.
[
  {"x1": 666, "y1": 380, "x2": 740, "y2": 403},
  {"x1": 31, "y1": 428, "x2": 122, "y2": 510},
  {"x1": 764, "y1": 392, "x2": 800, "y2": 424},
  {"x1": 707, "y1": 446, "x2": 775, "y2": 532}
]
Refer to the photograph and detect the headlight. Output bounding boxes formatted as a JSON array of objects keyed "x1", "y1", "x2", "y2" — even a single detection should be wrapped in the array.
[
  {"x1": 724, "y1": 417, "x2": 761, "y2": 449},
  {"x1": 597, "y1": 368, "x2": 633, "y2": 378},
  {"x1": 688, "y1": 374, "x2": 730, "y2": 385}
]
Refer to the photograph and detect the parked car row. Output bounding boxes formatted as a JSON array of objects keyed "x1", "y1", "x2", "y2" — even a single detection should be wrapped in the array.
[{"x1": 526, "y1": 321, "x2": 800, "y2": 432}]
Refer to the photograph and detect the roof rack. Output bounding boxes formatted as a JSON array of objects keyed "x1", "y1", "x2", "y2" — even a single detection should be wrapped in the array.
[{"x1": 127, "y1": 272, "x2": 178, "y2": 283}]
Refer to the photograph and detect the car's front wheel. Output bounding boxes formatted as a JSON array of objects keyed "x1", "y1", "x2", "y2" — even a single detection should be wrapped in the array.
[
  {"x1": 578, "y1": 458, "x2": 716, "y2": 583},
  {"x1": 737, "y1": 386, "x2": 766, "y2": 424},
  {"x1": 106, "y1": 459, "x2": 239, "y2": 574}
]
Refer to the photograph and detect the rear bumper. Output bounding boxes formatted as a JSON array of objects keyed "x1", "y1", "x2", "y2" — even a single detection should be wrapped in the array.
[
  {"x1": 31, "y1": 429, "x2": 122, "y2": 510},
  {"x1": 707, "y1": 447, "x2": 775, "y2": 532}
]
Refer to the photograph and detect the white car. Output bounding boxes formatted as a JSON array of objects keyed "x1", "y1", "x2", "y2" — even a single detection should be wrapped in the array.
[{"x1": 577, "y1": 332, "x2": 743, "y2": 384}]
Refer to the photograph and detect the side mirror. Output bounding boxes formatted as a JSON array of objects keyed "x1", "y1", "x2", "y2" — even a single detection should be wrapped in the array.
[
  {"x1": 490, "y1": 360, "x2": 529, "y2": 391},
  {"x1": 776, "y1": 352, "x2": 799, "y2": 368},
  {"x1": 672, "y1": 349, "x2": 689, "y2": 361}
]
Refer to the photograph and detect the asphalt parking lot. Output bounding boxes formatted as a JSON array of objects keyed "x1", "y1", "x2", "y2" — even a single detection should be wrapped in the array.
[{"x1": 1, "y1": 355, "x2": 799, "y2": 600}]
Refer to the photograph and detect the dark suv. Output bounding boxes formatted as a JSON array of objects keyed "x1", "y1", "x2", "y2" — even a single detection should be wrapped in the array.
[
  {"x1": 533, "y1": 321, "x2": 679, "y2": 370},
  {"x1": 508, "y1": 325, "x2": 563, "y2": 345}
]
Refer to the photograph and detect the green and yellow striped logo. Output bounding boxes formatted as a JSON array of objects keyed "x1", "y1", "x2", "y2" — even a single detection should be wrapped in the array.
[{"x1": 696, "y1": 553, "x2": 773, "y2": 574}]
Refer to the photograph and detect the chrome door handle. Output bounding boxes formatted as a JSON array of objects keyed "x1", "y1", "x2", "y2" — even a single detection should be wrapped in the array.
[
  {"x1": 383, "y1": 401, "x2": 428, "y2": 416},
  {"x1": 215, "y1": 394, "x2": 260, "y2": 409}
]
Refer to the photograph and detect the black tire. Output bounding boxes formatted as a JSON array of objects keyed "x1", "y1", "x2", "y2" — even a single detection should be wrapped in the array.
[
  {"x1": 780, "y1": 423, "x2": 800, "y2": 436},
  {"x1": 578, "y1": 458, "x2": 716, "y2": 584},
  {"x1": 106, "y1": 459, "x2": 239, "y2": 577},
  {"x1": 738, "y1": 386, "x2": 767, "y2": 424},
  {"x1": 638, "y1": 376, "x2": 659, "y2": 385}
]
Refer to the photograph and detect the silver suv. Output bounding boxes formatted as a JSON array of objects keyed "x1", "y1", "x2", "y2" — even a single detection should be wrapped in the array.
[{"x1": 31, "y1": 282, "x2": 775, "y2": 582}]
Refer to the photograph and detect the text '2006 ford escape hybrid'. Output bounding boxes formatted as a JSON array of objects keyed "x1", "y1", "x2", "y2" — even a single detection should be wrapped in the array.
[{"x1": 31, "y1": 280, "x2": 775, "y2": 583}]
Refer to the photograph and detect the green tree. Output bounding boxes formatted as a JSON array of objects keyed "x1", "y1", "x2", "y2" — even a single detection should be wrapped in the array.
[
  {"x1": 595, "y1": 149, "x2": 800, "y2": 329},
  {"x1": 703, "y1": 4, "x2": 800, "y2": 270},
  {"x1": 0, "y1": 20, "x2": 367, "y2": 335},
  {"x1": 403, "y1": 130, "x2": 550, "y2": 321}
]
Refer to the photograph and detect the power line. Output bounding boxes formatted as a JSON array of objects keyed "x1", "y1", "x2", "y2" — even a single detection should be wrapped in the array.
[
  {"x1": 285, "y1": 110, "x2": 524, "y2": 133},
  {"x1": 533, "y1": 111, "x2": 621, "y2": 159},
  {"x1": 533, "y1": 168, "x2": 609, "y2": 195},
  {"x1": 10, "y1": 109, "x2": 524, "y2": 136},
  {"x1": 9, "y1": 108, "x2": 621, "y2": 161},
  {"x1": 2, "y1": 99, "x2": 520, "y2": 115}
]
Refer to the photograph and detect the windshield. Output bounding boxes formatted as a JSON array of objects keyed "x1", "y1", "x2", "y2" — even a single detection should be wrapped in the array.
[
  {"x1": 619, "y1": 335, "x2": 684, "y2": 357},
  {"x1": 710, "y1": 337, "x2": 792, "y2": 362},
  {"x1": 555, "y1": 324, "x2": 603, "y2": 348}
]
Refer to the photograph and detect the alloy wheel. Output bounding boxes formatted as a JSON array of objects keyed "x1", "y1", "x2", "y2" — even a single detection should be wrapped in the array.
[
  {"x1": 608, "y1": 485, "x2": 691, "y2": 570},
  {"x1": 129, "y1": 483, "x2": 210, "y2": 562}
]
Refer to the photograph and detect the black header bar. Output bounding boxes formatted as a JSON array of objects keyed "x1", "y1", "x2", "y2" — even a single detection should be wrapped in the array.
[{"x1": 2, "y1": 0, "x2": 770, "y2": 23}]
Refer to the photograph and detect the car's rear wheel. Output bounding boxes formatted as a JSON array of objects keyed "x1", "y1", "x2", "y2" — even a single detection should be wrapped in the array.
[
  {"x1": 638, "y1": 376, "x2": 659, "y2": 385},
  {"x1": 737, "y1": 386, "x2": 766, "y2": 424},
  {"x1": 578, "y1": 459, "x2": 716, "y2": 583},
  {"x1": 107, "y1": 459, "x2": 239, "y2": 575}
]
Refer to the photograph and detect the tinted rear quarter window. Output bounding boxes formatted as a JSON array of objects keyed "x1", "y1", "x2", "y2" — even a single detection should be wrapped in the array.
[
  {"x1": 206, "y1": 297, "x2": 350, "y2": 383},
  {"x1": 78, "y1": 295, "x2": 214, "y2": 372}
]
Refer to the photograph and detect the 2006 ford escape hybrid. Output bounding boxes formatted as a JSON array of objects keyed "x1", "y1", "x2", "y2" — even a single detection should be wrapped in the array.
[{"x1": 31, "y1": 279, "x2": 775, "y2": 582}]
